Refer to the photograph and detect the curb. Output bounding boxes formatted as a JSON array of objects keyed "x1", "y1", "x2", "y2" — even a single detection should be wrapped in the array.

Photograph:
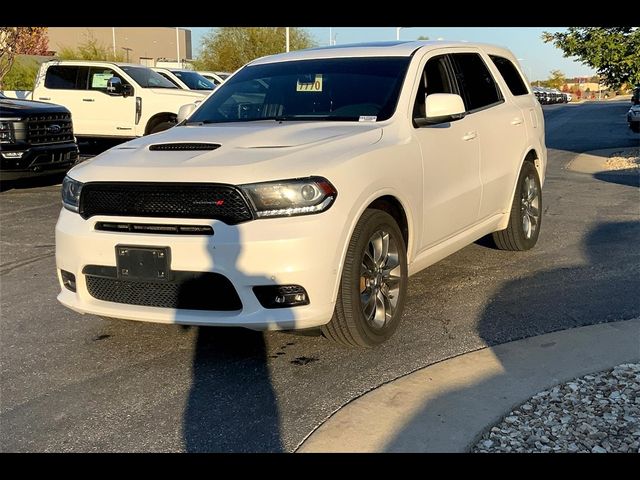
[{"x1": 297, "y1": 319, "x2": 640, "y2": 453}]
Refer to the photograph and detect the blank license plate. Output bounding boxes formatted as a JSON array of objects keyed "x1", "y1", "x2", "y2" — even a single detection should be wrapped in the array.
[{"x1": 116, "y1": 246, "x2": 170, "y2": 282}]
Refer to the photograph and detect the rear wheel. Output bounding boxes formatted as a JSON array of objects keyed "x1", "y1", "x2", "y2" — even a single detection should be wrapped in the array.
[
  {"x1": 492, "y1": 161, "x2": 542, "y2": 251},
  {"x1": 322, "y1": 209, "x2": 408, "y2": 348}
]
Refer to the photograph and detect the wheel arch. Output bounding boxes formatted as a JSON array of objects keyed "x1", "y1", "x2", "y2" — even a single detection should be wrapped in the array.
[
  {"x1": 144, "y1": 112, "x2": 177, "y2": 135},
  {"x1": 330, "y1": 190, "x2": 416, "y2": 302}
]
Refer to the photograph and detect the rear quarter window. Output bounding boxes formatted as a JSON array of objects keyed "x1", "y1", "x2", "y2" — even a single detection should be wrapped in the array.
[
  {"x1": 44, "y1": 66, "x2": 89, "y2": 90},
  {"x1": 489, "y1": 55, "x2": 529, "y2": 96}
]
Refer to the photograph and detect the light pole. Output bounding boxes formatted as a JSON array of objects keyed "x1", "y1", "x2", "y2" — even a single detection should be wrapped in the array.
[
  {"x1": 112, "y1": 27, "x2": 116, "y2": 57},
  {"x1": 175, "y1": 27, "x2": 180, "y2": 64},
  {"x1": 329, "y1": 27, "x2": 332, "y2": 46},
  {"x1": 396, "y1": 27, "x2": 402, "y2": 40},
  {"x1": 285, "y1": 27, "x2": 290, "y2": 52}
]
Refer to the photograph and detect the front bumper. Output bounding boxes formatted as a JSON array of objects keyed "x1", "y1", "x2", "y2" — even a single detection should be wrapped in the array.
[
  {"x1": 55, "y1": 208, "x2": 343, "y2": 330},
  {"x1": 0, "y1": 142, "x2": 79, "y2": 181}
]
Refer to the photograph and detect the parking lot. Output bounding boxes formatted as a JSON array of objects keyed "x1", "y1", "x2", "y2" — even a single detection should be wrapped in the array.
[{"x1": 1, "y1": 99, "x2": 638, "y2": 452}]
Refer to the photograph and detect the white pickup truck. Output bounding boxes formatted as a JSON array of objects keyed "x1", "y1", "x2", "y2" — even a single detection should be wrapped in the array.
[{"x1": 32, "y1": 60, "x2": 208, "y2": 138}]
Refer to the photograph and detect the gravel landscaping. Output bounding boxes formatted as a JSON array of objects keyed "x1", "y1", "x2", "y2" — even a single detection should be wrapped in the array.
[
  {"x1": 472, "y1": 363, "x2": 640, "y2": 453},
  {"x1": 604, "y1": 147, "x2": 640, "y2": 171}
]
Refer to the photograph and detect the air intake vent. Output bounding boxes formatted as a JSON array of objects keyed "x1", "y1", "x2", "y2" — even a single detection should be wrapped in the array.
[{"x1": 148, "y1": 143, "x2": 221, "y2": 151}]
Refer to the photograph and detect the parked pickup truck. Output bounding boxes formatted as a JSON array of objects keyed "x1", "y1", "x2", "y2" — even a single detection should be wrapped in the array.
[
  {"x1": 56, "y1": 41, "x2": 546, "y2": 347},
  {"x1": 32, "y1": 61, "x2": 208, "y2": 139},
  {"x1": 1, "y1": 92, "x2": 78, "y2": 181}
]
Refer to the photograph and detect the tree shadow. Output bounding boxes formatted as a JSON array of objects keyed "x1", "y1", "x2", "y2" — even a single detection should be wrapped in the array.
[{"x1": 384, "y1": 219, "x2": 640, "y2": 451}]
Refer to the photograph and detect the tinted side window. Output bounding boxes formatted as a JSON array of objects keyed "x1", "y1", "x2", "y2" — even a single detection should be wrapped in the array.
[
  {"x1": 451, "y1": 53, "x2": 502, "y2": 112},
  {"x1": 413, "y1": 55, "x2": 456, "y2": 119},
  {"x1": 44, "y1": 66, "x2": 89, "y2": 90},
  {"x1": 489, "y1": 55, "x2": 529, "y2": 96}
]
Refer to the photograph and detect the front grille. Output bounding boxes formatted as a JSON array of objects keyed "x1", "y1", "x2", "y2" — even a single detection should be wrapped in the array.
[
  {"x1": 26, "y1": 112, "x2": 73, "y2": 145},
  {"x1": 79, "y1": 182, "x2": 254, "y2": 224},
  {"x1": 149, "y1": 143, "x2": 220, "y2": 151},
  {"x1": 85, "y1": 269, "x2": 242, "y2": 311}
]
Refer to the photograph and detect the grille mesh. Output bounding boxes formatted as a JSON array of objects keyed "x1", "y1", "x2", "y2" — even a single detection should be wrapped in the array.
[
  {"x1": 85, "y1": 272, "x2": 242, "y2": 311},
  {"x1": 26, "y1": 112, "x2": 73, "y2": 145},
  {"x1": 79, "y1": 183, "x2": 253, "y2": 224}
]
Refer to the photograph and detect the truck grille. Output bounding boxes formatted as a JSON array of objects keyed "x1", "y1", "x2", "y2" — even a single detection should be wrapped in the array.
[
  {"x1": 79, "y1": 182, "x2": 254, "y2": 224},
  {"x1": 85, "y1": 270, "x2": 242, "y2": 311},
  {"x1": 26, "y1": 112, "x2": 74, "y2": 145}
]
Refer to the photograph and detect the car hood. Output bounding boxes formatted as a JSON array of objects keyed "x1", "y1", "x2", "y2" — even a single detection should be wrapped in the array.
[
  {"x1": 1, "y1": 98, "x2": 69, "y2": 115},
  {"x1": 147, "y1": 88, "x2": 209, "y2": 98},
  {"x1": 70, "y1": 121, "x2": 383, "y2": 184}
]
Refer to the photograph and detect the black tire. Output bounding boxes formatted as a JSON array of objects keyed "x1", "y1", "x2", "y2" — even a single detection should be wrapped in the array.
[
  {"x1": 148, "y1": 120, "x2": 175, "y2": 134},
  {"x1": 631, "y1": 123, "x2": 640, "y2": 133},
  {"x1": 322, "y1": 209, "x2": 408, "y2": 348},
  {"x1": 492, "y1": 161, "x2": 542, "y2": 251}
]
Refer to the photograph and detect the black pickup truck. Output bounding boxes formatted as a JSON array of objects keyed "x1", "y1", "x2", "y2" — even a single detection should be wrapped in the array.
[{"x1": 1, "y1": 93, "x2": 78, "y2": 181}]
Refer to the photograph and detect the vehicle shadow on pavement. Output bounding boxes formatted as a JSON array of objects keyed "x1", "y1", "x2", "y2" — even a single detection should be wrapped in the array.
[
  {"x1": 180, "y1": 224, "x2": 291, "y2": 453},
  {"x1": 383, "y1": 219, "x2": 640, "y2": 452},
  {"x1": 593, "y1": 168, "x2": 640, "y2": 188}
]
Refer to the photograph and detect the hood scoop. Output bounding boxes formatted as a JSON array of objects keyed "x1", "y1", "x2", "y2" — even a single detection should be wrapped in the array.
[{"x1": 149, "y1": 143, "x2": 221, "y2": 151}]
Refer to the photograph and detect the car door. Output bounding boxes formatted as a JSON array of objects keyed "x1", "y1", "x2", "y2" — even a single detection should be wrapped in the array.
[
  {"x1": 412, "y1": 53, "x2": 482, "y2": 249},
  {"x1": 449, "y1": 51, "x2": 529, "y2": 221},
  {"x1": 79, "y1": 67, "x2": 135, "y2": 137},
  {"x1": 37, "y1": 65, "x2": 90, "y2": 135}
]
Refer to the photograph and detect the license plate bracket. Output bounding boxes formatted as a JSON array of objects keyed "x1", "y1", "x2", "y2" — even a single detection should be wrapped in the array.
[{"x1": 116, "y1": 245, "x2": 171, "y2": 282}]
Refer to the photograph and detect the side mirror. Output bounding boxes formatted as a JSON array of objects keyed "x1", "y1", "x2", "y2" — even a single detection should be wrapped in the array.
[
  {"x1": 177, "y1": 103, "x2": 197, "y2": 123},
  {"x1": 415, "y1": 93, "x2": 466, "y2": 126},
  {"x1": 122, "y1": 84, "x2": 134, "y2": 98},
  {"x1": 107, "y1": 77, "x2": 123, "y2": 95}
]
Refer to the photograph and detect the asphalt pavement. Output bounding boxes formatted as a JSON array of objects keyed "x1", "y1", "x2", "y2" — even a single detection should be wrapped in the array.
[{"x1": 1, "y1": 99, "x2": 638, "y2": 452}]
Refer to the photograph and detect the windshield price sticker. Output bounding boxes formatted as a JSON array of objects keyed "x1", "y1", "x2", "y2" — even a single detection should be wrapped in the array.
[{"x1": 297, "y1": 74, "x2": 323, "y2": 92}]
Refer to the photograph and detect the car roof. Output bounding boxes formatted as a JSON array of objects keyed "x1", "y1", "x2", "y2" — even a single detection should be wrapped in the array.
[
  {"x1": 249, "y1": 40, "x2": 517, "y2": 65},
  {"x1": 43, "y1": 60, "x2": 146, "y2": 68}
]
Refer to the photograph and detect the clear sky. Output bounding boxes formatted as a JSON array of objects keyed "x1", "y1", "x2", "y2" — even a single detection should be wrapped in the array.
[{"x1": 188, "y1": 27, "x2": 596, "y2": 81}]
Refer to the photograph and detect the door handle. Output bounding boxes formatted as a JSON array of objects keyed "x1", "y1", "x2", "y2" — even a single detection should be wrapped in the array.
[
  {"x1": 510, "y1": 117, "x2": 523, "y2": 126},
  {"x1": 82, "y1": 98, "x2": 95, "y2": 102},
  {"x1": 39, "y1": 97, "x2": 51, "y2": 100},
  {"x1": 462, "y1": 131, "x2": 477, "y2": 141}
]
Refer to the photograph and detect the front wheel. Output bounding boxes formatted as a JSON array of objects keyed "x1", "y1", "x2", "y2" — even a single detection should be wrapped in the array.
[
  {"x1": 322, "y1": 209, "x2": 408, "y2": 348},
  {"x1": 492, "y1": 161, "x2": 542, "y2": 251}
]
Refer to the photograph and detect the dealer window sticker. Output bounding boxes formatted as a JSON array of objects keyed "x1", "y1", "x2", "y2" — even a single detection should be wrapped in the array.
[
  {"x1": 91, "y1": 72, "x2": 113, "y2": 89},
  {"x1": 297, "y1": 74, "x2": 323, "y2": 92}
]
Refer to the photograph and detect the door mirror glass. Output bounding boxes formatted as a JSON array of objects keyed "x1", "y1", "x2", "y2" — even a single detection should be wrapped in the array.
[
  {"x1": 122, "y1": 84, "x2": 134, "y2": 97},
  {"x1": 106, "y1": 77, "x2": 124, "y2": 96}
]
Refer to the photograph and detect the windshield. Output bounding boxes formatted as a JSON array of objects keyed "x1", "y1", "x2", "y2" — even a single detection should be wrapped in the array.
[
  {"x1": 120, "y1": 66, "x2": 178, "y2": 89},
  {"x1": 171, "y1": 70, "x2": 215, "y2": 90},
  {"x1": 187, "y1": 57, "x2": 411, "y2": 123}
]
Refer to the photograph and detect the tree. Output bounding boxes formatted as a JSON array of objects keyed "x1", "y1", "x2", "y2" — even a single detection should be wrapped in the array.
[
  {"x1": 2, "y1": 57, "x2": 40, "y2": 90},
  {"x1": 417, "y1": 35, "x2": 430, "y2": 40},
  {"x1": 542, "y1": 27, "x2": 640, "y2": 89},
  {"x1": 0, "y1": 27, "x2": 48, "y2": 89},
  {"x1": 195, "y1": 27, "x2": 315, "y2": 72},
  {"x1": 57, "y1": 32, "x2": 124, "y2": 62},
  {"x1": 537, "y1": 70, "x2": 566, "y2": 89}
]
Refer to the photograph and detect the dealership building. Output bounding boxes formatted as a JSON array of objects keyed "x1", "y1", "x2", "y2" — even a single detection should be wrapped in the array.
[{"x1": 46, "y1": 27, "x2": 193, "y2": 66}]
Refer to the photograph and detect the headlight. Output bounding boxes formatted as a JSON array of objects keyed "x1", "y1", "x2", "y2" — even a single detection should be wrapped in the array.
[
  {"x1": 61, "y1": 175, "x2": 83, "y2": 213},
  {"x1": 0, "y1": 121, "x2": 15, "y2": 143},
  {"x1": 241, "y1": 176, "x2": 337, "y2": 218}
]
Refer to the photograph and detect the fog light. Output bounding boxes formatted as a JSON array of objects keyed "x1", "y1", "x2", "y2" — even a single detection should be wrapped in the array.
[
  {"x1": 1, "y1": 151, "x2": 24, "y2": 158},
  {"x1": 61, "y1": 270, "x2": 76, "y2": 292},
  {"x1": 253, "y1": 285, "x2": 310, "y2": 308}
]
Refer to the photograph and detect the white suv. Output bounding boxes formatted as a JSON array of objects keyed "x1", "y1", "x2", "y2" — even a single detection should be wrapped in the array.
[
  {"x1": 56, "y1": 42, "x2": 546, "y2": 347},
  {"x1": 33, "y1": 61, "x2": 208, "y2": 138}
]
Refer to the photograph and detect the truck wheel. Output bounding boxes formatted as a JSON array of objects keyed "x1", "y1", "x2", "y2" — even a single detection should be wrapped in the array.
[
  {"x1": 492, "y1": 161, "x2": 542, "y2": 251},
  {"x1": 322, "y1": 209, "x2": 408, "y2": 348}
]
